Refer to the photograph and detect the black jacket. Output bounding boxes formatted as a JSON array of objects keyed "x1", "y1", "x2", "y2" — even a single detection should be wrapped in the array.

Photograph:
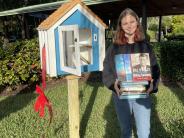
[{"x1": 102, "y1": 40, "x2": 160, "y2": 93}]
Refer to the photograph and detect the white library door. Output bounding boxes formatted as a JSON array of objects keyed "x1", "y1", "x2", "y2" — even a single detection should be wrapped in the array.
[{"x1": 58, "y1": 25, "x2": 81, "y2": 76}]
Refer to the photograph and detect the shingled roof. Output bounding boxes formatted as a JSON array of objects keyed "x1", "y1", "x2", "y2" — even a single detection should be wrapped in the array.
[{"x1": 38, "y1": 0, "x2": 107, "y2": 30}]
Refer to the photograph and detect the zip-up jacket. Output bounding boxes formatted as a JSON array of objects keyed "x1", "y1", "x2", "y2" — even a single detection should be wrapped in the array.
[{"x1": 102, "y1": 40, "x2": 160, "y2": 93}]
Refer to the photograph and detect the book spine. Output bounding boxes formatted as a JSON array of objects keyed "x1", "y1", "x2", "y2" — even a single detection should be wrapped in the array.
[
  {"x1": 120, "y1": 81, "x2": 149, "y2": 86},
  {"x1": 115, "y1": 54, "x2": 125, "y2": 81},
  {"x1": 120, "y1": 86, "x2": 146, "y2": 92},
  {"x1": 119, "y1": 93, "x2": 148, "y2": 99},
  {"x1": 121, "y1": 91, "x2": 147, "y2": 95},
  {"x1": 124, "y1": 54, "x2": 132, "y2": 81}
]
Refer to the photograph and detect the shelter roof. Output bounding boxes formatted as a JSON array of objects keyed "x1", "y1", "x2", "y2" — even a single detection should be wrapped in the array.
[{"x1": 38, "y1": 0, "x2": 107, "y2": 30}]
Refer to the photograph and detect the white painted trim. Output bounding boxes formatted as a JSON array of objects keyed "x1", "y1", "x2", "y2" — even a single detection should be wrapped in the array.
[
  {"x1": 39, "y1": 30, "x2": 58, "y2": 77},
  {"x1": 38, "y1": 31, "x2": 44, "y2": 69},
  {"x1": 58, "y1": 25, "x2": 81, "y2": 76},
  {"x1": 47, "y1": 29, "x2": 57, "y2": 77},
  {"x1": 44, "y1": 30, "x2": 50, "y2": 74},
  {"x1": 99, "y1": 29, "x2": 105, "y2": 71}
]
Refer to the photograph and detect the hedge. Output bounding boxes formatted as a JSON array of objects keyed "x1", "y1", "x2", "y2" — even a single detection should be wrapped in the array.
[
  {"x1": 152, "y1": 41, "x2": 184, "y2": 82},
  {"x1": 0, "y1": 38, "x2": 41, "y2": 86}
]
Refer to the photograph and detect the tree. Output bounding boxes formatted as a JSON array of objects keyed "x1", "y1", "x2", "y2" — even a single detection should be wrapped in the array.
[
  {"x1": 147, "y1": 17, "x2": 159, "y2": 32},
  {"x1": 162, "y1": 16, "x2": 172, "y2": 36},
  {"x1": 0, "y1": 0, "x2": 58, "y2": 39},
  {"x1": 172, "y1": 15, "x2": 184, "y2": 35}
]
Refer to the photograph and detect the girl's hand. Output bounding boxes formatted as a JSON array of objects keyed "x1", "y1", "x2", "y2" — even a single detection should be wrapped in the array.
[
  {"x1": 114, "y1": 79, "x2": 121, "y2": 96},
  {"x1": 147, "y1": 80, "x2": 153, "y2": 93}
]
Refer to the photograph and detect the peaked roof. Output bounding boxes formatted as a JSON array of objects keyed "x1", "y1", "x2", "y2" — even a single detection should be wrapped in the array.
[{"x1": 38, "y1": 0, "x2": 107, "y2": 30}]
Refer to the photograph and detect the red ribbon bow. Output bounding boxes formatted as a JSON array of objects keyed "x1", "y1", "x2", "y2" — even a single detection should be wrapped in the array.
[
  {"x1": 34, "y1": 85, "x2": 52, "y2": 117},
  {"x1": 34, "y1": 45, "x2": 53, "y2": 124}
]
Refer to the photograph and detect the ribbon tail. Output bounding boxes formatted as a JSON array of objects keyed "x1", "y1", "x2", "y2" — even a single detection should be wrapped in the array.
[
  {"x1": 47, "y1": 102, "x2": 53, "y2": 125},
  {"x1": 34, "y1": 44, "x2": 53, "y2": 125}
]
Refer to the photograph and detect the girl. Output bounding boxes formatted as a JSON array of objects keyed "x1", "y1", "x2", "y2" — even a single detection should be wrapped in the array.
[{"x1": 102, "y1": 8, "x2": 160, "y2": 138}]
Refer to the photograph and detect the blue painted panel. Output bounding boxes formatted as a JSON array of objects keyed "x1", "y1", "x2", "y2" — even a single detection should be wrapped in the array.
[{"x1": 55, "y1": 10, "x2": 100, "y2": 76}]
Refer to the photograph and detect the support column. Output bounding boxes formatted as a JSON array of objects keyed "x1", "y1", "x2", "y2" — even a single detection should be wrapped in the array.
[
  {"x1": 158, "y1": 15, "x2": 162, "y2": 42},
  {"x1": 141, "y1": 0, "x2": 147, "y2": 38},
  {"x1": 66, "y1": 75, "x2": 80, "y2": 138}
]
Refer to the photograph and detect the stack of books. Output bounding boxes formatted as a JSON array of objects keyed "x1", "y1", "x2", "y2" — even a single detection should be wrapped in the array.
[{"x1": 115, "y1": 53, "x2": 152, "y2": 99}]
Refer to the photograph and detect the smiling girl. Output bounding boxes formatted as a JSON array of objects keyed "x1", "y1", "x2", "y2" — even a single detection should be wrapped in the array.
[{"x1": 103, "y1": 8, "x2": 160, "y2": 138}]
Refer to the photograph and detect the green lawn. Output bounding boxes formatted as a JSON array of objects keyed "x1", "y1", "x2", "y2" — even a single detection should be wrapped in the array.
[{"x1": 0, "y1": 82, "x2": 184, "y2": 138}]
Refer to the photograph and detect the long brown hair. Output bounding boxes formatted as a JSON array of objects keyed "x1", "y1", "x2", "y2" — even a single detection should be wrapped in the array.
[{"x1": 113, "y1": 8, "x2": 145, "y2": 45}]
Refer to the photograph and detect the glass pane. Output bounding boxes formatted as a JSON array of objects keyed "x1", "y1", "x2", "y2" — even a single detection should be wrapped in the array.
[
  {"x1": 62, "y1": 30, "x2": 76, "y2": 68},
  {"x1": 79, "y1": 29, "x2": 92, "y2": 65}
]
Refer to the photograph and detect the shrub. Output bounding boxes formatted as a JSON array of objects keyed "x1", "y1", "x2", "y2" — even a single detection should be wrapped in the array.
[
  {"x1": 0, "y1": 38, "x2": 41, "y2": 86},
  {"x1": 165, "y1": 34, "x2": 184, "y2": 41},
  {"x1": 152, "y1": 41, "x2": 184, "y2": 82}
]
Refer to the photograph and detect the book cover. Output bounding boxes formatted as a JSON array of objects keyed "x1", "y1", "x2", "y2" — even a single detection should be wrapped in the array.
[
  {"x1": 131, "y1": 53, "x2": 152, "y2": 81},
  {"x1": 115, "y1": 54, "x2": 133, "y2": 81},
  {"x1": 115, "y1": 53, "x2": 152, "y2": 99}
]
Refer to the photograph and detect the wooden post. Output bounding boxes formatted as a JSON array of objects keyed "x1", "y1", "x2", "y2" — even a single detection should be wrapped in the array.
[
  {"x1": 141, "y1": 0, "x2": 147, "y2": 37},
  {"x1": 158, "y1": 15, "x2": 162, "y2": 42},
  {"x1": 66, "y1": 75, "x2": 80, "y2": 138}
]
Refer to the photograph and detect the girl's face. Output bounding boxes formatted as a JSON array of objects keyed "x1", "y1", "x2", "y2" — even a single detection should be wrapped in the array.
[{"x1": 121, "y1": 14, "x2": 138, "y2": 36}]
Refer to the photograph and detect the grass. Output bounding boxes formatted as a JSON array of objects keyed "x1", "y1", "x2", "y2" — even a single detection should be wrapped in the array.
[{"x1": 0, "y1": 81, "x2": 184, "y2": 138}]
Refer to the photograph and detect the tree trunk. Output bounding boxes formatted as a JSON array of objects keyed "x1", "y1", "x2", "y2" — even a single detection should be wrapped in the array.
[
  {"x1": 20, "y1": 14, "x2": 26, "y2": 39},
  {"x1": 2, "y1": 16, "x2": 9, "y2": 38},
  {"x1": 24, "y1": 13, "x2": 30, "y2": 39}
]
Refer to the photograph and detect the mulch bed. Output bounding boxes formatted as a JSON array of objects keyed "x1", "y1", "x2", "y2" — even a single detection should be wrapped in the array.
[
  {"x1": 1, "y1": 72, "x2": 183, "y2": 96},
  {"x1": 0, "y1": 72, "x2": 103, "y2": 97}
]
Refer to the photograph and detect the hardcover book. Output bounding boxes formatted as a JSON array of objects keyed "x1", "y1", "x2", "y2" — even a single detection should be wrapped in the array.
[
  {"x1": 120, "y1": 81, "x2": 149, "y2": 86},
  {"x1": 120, "y1": 85, "x2": 146, "y2": 92},
  {"x1": 131, "y1": 53, "x2": 152, "y2": 81},
  {"x1": 115, "y1": 53, "x2": 152, "y2": 99},
  {"x1": 119, "y1": 92, "x2": 149, "y2": 99}
]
